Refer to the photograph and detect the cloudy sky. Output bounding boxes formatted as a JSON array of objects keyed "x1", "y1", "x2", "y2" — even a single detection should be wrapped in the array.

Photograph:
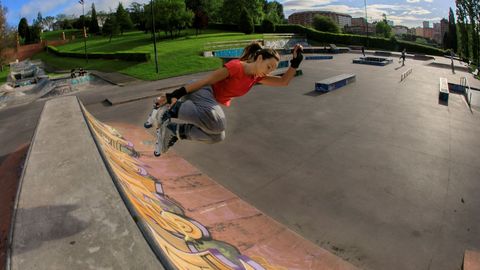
[{"x1": 3, "y1": 0, "x2": 456, "y2": 28}]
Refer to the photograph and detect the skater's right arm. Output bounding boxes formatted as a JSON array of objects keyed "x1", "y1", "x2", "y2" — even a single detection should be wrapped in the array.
[
  {"x1": 185, "y1": 67, "x2": 229, "y2": 93},
  {"x1": 156, "y1": 67, "x2": 229, "y2": 106}
]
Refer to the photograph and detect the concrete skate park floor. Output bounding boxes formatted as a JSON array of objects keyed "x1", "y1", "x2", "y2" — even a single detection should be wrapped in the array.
[
  {"x1": 3, "y1": 53, "x2": 480, "y2": 270},
  {"x1": 169, "y1": 55, "x2": 480, "y2": 270}
]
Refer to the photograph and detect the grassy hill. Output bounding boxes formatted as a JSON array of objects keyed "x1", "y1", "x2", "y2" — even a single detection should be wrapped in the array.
[{"x1": 35, "y1": 30, "x2": 263, "y2": 80}]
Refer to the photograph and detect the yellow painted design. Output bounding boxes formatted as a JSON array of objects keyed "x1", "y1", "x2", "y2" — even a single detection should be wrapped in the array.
[{"x1": 81, "y1": 103, "x2": 283, "y2": 270}]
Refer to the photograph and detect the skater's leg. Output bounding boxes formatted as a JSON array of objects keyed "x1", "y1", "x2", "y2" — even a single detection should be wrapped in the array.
[
  {"x1": 179, "y1": 124, "x2": 225, "y2": 143},
  {"x1": 168, "y1": 86, "x2": 226, "y2": 137},
  {"x1": 153, "y1": 86, "x2": 226, "y2": 156},
  {"x1": 154, "y1": 122, "x2": 225, "y2": 156}
]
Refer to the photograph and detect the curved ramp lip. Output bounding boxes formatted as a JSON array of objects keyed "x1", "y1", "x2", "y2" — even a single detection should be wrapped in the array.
[{"x1": 77, "y1": 97, "x2": 175, "y2": 270}]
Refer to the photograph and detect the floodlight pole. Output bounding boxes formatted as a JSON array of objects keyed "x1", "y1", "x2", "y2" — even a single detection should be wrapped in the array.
[
  {"x1": 151, "y1": 0, "x2": 159, "y2": 74},
  {"x1": 364, "y1": 0, "x2": 369, "y2": 46},
  {"x1": 80, "y1": 0, "x2": 88, "y2": 63}
]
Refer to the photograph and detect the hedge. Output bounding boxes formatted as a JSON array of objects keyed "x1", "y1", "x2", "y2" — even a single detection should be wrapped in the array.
[
  {"x1": 275, "y1": 24, "x2": 445, "y2": 56},
  {"x1": 46, "y1": 45, "x2": 151, "y2": 62},
  {"x1": 208, "y1": 23, "x2": 445, "y2": 56}
]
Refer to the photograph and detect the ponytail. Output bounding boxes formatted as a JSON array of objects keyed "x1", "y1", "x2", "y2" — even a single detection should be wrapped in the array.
[{"x1": 239, "y1": 41, "x2": 280, "y2": 62}]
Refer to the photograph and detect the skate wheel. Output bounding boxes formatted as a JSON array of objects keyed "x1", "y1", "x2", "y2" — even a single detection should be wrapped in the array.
[
  {"x1": 154, "y1": 151, "x2": 161, "y2": 157},
  {"x1": 144, "y1": 122, "x2": 152, "y2": 129}
]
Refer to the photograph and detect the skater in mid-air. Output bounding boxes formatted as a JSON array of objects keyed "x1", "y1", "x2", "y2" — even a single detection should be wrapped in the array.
[{"x1": 145, "y1": 42, "x2": 304, "y2": 156}]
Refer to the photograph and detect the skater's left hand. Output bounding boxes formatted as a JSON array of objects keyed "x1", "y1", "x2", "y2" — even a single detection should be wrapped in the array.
[
  {"x1": 290, "y1": 44, "x2": 304, "y2": 69},
  {"x1": 155, "y1": 95, "x2": 168, "y2": 107}
]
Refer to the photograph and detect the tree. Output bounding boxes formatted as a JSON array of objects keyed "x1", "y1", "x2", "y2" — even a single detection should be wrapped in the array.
[
  {"x1": 374, "y1": 13, "x2": 392, "y2": 38},
  {"x1": 222, "y1": 0, "x2": 264, "y2": 25},
  {"x1": 261, "y1": 18, "x2": 275, "y2": 33},
  {"x1": 62, "y1": 19, "x2": 73, "y2": 30},
  {"x1": 447, "y1": 8, "x2": 458, "y2": 52},
  {"x1": 186, "y1": 0, "x2": 210, "y2": 34},
  {"x1": 73, "y1": 15, "x2": 88, "y2": 29},
  {"x1": 18, "y1": 17, "x2": 29, "y2": 40},
  {"x1": 146, "y1": 0, "x2": 194, "y2": 38},
  {"x1": 128, "y1": 2, "x2": 146, "y2": 30},
  {"x1": 312, "y1": 15, "x2": 340, "y2": 33},
  {"x1": 464, "y1": 0, "x2": 479, "y2": 64},
  {"x1": 28, "y1": 24, "x2": 42, "y2": 43},
  {"x1": 238, "y1": 8, "x2": 254, "y2": 34},
  {"x1": 0, "y1": 4, "x2": 10, "y2": 70},
  {"x1": 102, "y1": 13, "x2": 119, "y2": 42},
  {"x1": 34, "y1": 12, "x2": 44, "y2": 30},
  {"x1": 116, "y1": 2, "x2": 133, "y2": 34},
  {"x1": 263, "y1": 1, "x2": 284, "y2": 24},
  {"x1": 203, "y1": 0, "x2": 223, "y2": 23},
  {"x1": 456, "y1": 0, "x2": 469, "y2": 58},
  {"x1": 376, "y1": 21, "x2": 392, "y2": 38},
  {"x1": 89, "y1": 3, "x2": 100, "y2": 34},
  {"x1": 443, "y1": 32, "x2": 449, "y2": 49}
]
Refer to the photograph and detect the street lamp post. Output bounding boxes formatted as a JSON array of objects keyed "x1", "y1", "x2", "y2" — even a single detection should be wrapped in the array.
[
  {"x1": 79, "y1": 0, "x2": 88, "y2": 63},
  {"x1": 151, "y1": 0, "x2": 159, "y2": 74},
  {"x1": 364, "y1": 0, "x2": 369, "y2": 46}
]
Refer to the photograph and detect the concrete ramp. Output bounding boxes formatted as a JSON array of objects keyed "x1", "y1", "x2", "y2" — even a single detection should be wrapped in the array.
[
  {"x1": 9, "y1": 96, "x2": 359, "y2": 270},
  {"x1": 7, "y1": 96, "x2": 164, "y2": 270}
]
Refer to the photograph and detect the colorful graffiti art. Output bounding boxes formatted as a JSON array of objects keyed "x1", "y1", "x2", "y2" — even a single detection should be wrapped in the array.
[{"x1": 81, "y1": 105, "x2": 287, "y2": 270}]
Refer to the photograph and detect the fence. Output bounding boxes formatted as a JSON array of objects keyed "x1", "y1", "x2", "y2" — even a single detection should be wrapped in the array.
[{"x1": 1, "y1": 39, "x2": 70, "y2": 63}]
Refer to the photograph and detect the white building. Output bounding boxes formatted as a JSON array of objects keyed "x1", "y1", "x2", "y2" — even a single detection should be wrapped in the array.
[
  {"x1": 288, "y1": 11, "x2": 352, "y2": 28},
  {"x1": 393, "y1": 25, "x2": 408, "y2": 36}
]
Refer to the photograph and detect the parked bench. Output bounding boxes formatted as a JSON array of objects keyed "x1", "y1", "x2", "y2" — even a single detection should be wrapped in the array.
[
  {"x1": 439, "y1": 77, "x2": 449, "y2": 102},
  {"x1": 315, "y1": 73, "x2": 356, "y2": 92}
]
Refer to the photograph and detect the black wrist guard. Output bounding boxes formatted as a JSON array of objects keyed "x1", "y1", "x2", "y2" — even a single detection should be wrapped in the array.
[
  {"x1": 166, "y1": 87, "x2": 187, "y2": 104},
  {"x1": 290, "y1": 50, "x2": 303, "y2": 69}
]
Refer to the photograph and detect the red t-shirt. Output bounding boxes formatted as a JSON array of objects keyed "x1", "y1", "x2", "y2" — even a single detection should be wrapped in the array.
[{"x1": 212, "y1": 59, "x2": 264, "y2": 106}]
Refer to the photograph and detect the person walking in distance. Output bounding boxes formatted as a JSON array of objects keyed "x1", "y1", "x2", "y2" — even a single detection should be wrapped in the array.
[
  {"x1": 145, "y1": 42, "x2": 304, "y2": 157},
  {"x1": 400, "y1": 49, "x2": 406, "y2": 66},
  {"x1": 450, "y1": 50, "x2": 455, "y2": 74}
]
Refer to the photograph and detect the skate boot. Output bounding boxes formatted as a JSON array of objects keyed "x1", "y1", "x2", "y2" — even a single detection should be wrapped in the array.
[
  {"x1": 144, "y1": 103, "x2": 169, "y2": 129},
  {"x1": 154, "y1": 122, "x2": 179, "y2": 157}
]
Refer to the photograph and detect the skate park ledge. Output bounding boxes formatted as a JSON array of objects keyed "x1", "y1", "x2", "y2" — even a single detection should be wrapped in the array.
[{"x1": 7, "y1": 96, "x2": 359, "y2": 270}]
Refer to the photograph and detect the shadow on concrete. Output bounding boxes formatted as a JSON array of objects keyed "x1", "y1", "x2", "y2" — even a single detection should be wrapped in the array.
[
  {"x1": 438, "y1": 99, "x2": 448, "y2": 106},
  {"x1": 12, "y1": 204, "x2": 89, "y2": 255},
  {"x1": 395, "y1": 65, "x2": 405, "y2": 70},
  {"x1": 304, "y1": 90, "x2": 328, "y2": 97}
]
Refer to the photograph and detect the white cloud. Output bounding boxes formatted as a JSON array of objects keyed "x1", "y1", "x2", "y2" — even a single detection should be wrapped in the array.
[
  {"x1": 62, "y1": 0, "x2": 150, "y2": 17},
  {"x1": 20, "y1": 0, "x2": 69, "y2": 20},
  {"x1": 283, "y1": 1, "x2": 442, "y2": 28},
  {"x1": 408, "y1": 8, "x2": 431, "y2": 15},
  {"x1": 280, "y1": 0, "x2": 336, "y2": 16}
]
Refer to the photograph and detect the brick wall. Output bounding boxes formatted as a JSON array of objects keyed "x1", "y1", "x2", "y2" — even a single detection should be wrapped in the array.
[{"x1": 1, "y1": 39, "x2": 70, "y2": 63}]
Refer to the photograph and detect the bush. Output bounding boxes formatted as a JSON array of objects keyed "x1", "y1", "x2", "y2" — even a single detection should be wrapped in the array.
[
  {"x1": 207, "y1": 23, "x2": 239, "y2": 32},
  {"x1": 261, "y1": 19, "x2": 275, "y2": 33},
  {"x1": 47, "y1": 45, "x2": 150, "y2": 61},
  {"x1": 274, "y1": 24, "x2": 445, "y2": 56},
  {"x1": 238, "y1": 8, "x2": 254, "y2": 34},
  {"x1": 312, "y1": 15, "x2": 339, "y2": 33}
]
